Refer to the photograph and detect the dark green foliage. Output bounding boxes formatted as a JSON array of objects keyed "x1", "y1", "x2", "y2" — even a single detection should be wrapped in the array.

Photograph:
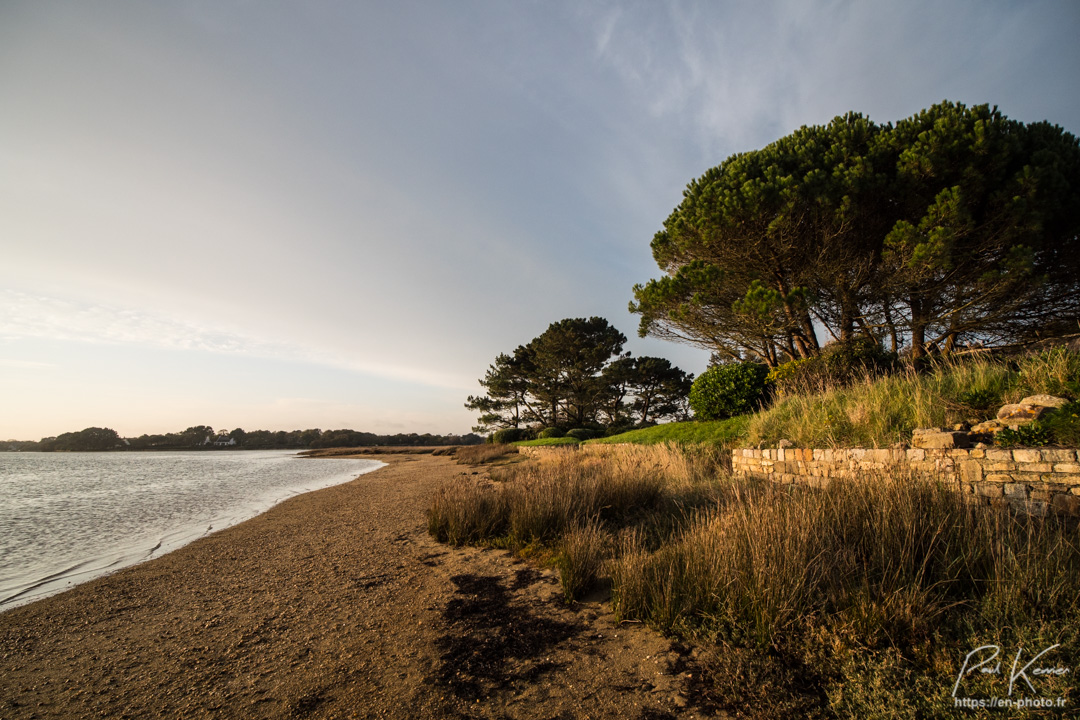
[
  {"x1": 38, "y1": 427, "x2": 122, "y2": 452},
  {"x1": 689, "y1": 362, "x2": 770, "y2": 420},
  {"x1": 465, "y1": 317, "x2": 692, "y2": 432},
  {"x1": 994, "y1": 423, "x2": 1052, "y2": 447},
  {"x1": 566, "y1": 427, "x2": 599, "y2": 441},
  {"x1": 632, "y1": 102, "x2": 1080, "y2": 364},
  {"x1": 768, "y1": 338, "x2": 897, "y2": 394},
  {"x1": 1040, "y1": 400, "x2": 1080, "y2": 446},
  {"x1": 537, "y1": 427, "x2": 565, "y2": 439},
  {"x1": 492, "y1": 427, "x2": 531, "y2": 444},
  {"x1": 957, "y1": 388, "x2": 999, "y2": 412}
]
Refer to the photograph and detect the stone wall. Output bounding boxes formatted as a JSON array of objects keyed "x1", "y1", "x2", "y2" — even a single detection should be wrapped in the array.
[{"x1": 731, "y1": 446, "x2": 1080, "y2": 517}]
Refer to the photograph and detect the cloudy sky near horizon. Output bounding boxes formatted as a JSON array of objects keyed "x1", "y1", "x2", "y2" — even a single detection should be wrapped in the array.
[{"x1": 2, "y1": 0, "x2": 1079, "y2": 440}]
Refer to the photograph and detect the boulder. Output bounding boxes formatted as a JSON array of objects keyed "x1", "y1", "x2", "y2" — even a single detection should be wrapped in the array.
[
  {"x1": 1018, "y1": 394, "x2": 1070, "y2": 409},
  {"x1": 996, "y1": 404, "x2": 1052, "y2": 425}
]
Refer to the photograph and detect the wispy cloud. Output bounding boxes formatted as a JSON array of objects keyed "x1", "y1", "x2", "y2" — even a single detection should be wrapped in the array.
[
  {"x1": 0, "y1": 290, "x2": 473, "y2": 391},
  {"x1": 0, "y1": 358, "x2": 57, "y2": 370},
  {"x1": 579, "y1": 0, "x2": 1074, "y2": 159}
]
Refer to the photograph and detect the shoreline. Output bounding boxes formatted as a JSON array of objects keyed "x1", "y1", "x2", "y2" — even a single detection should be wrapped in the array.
[
  {"x1": 0, "y1": 451, "x2": 384, "y2": 613},
  {"x1": 0, "y1": 452, "x2": 717, "y2": 719}
]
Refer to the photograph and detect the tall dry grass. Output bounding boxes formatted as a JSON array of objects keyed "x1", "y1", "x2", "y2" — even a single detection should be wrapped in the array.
[
  {"x1": 452, "y1": 443, "x2": 519, "y2": 465},
  {"x1": 428, "y1": 442, "x2": 1080, "y2": 715},
  {"x1": 428, "y1": 444, "x2": 733, "y2": 596},
  {"x1": 748, "y1": 349, "x2": 1080, "y2": 448},
  {"x1": 609, "y1": 473, "x2": 1080, "y2": 648}
]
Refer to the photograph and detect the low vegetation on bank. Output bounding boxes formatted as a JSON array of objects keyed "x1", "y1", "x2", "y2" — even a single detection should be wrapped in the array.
[
  {"x1": 748, "y1": 348, "x2": 1080, "y2": 448},
  {"x1": 428, "y1": 444, "x2": 1080, "y2": 718}
]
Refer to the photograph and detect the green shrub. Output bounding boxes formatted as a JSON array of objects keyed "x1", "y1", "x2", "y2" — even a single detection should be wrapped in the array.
[
  {"x1": 491, "y1": 427, "x2": 530, "y2": 444},
  {"x1": 1041, "y1": 400, "x2": 1080, "y2": 446},
  {"x1": 689, "y1": 362, "x2": 770, "y2": 420},
  {"x1": 566, "y1": 427, "x2": 599, "y2": 441},
  {"x1": 957, "y1": 388, "x2": 998, "y2": 412},
  {"x1": 537, "y1": 427, "x2": 565, "y2": 439},
  {"x1": 769, "y1": 338, "x2": 897, "y2": 396},
  {"x1": 603, "y1": 423, "x2": 636, "y2": 437},
  {"x1": 765, "y1": 357, "x2": 812, "y2": 387},
  {"x1": 994, "y1": 423, "x2": 1052, "y2": 447}
]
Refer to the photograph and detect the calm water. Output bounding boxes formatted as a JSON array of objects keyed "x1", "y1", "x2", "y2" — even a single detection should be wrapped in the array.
[{"x1": 0, "y1": 450, "x2": 383, "y2": 611}]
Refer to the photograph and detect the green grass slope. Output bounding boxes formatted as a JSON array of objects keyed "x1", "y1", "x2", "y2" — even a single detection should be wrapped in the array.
[{"x1": 587, "y1": 417, "x2": 750, "y2": 446}]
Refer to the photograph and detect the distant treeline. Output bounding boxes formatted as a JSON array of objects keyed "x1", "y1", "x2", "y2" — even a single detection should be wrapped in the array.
[{"x1": 8, "y1": 425, "x2": 483, "y2": 452}]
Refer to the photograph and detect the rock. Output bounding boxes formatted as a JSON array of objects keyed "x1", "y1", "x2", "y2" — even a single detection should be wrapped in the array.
[
  {"x1": 953, "y1": 423, "x2": 970, "y2": 432},
  {"x1": 911, "y1": 431, "x2": 972, "y2": 449},
  {"x1": 971, "y1": 420, "x2": 1006, "y2": 435},
  {"x1": 996, "y1": 404, "x2": 1053, "y2": 424},
  {"x1": 974, "y1": 442, "x2": 990, "y2": 449},
  {"x1": 777, "y1": 439, "x2": 794, "y2": 448},
  {"x1": 1019, "y1": 394, "x2": 1069, "y2": 409}
]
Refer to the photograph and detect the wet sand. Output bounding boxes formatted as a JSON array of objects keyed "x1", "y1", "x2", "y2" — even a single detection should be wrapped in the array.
[{"x1": 0, "y1": 453, "x2": 724, "y2": 719}]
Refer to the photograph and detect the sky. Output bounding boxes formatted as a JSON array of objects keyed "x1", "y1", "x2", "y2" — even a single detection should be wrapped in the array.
[{"x1": 2, "y1": 0, "x2": 1079, "y2": 440}]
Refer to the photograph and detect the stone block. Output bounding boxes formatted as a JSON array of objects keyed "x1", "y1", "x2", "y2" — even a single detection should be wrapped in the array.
[
  {"x1": 1004, "y1": 483, "x2": 1029, "y2": 500},
  {"x1": 969, "y1": 449, "x2": 986, "y2": 458},
  {"x1": 1053, "y1": 463, "x2": 1080, "y2": 474},
  {"x1": 1054, "y1": 474, "x2": 1080, "y2": 485},
  {"x1": 1018, "y1": 500, "x2": 1049, "y2": 517},
  {"x1": 1016, "y1": 462, "x2": 1053, "y2": 474},
  {"x1": 1042, "y1": 449, "x2": 1076, "y2": 463},
  {"x1": 1031, "y1": 490, "x2": 1052, "y2": 502},
  {"x1": 984, "y1": 462, "x2": 1015, "y2": 472},
  {"x1": 1051, "y1": 494, "x2": 1080, "y2": 515},
  {"x1": 975, "y1": 484, "x2": 1004, "y2": 497},
  {"x1": 906, "y1": 448, "x2": 926, "y2": 461},
  {"x1": 984, "y1": 448, "x2": 1012, "y2": 462},
  {"x1": 960, "y1": 461, "x2": 983, "y2": 484},
  {"x1": 1012, "y1": 449, "x2": 1043, "y2": 463},
  {"x1": 986, "y1": 474, "x2": 1013, "y2": 483},
  {"x1": 912, "y1": 431, "x2": 972, "y2": 449}
]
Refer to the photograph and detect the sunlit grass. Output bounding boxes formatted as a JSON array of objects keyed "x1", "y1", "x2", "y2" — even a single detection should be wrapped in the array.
[{"x1": 428, "y1": 443, "x2": 1080, "y2": 717}]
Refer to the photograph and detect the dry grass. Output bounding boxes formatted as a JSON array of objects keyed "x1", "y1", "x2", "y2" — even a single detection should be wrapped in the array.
[
  {"x1": 452, "y1": 443, "x2": 520, "y2": 465},
  {"x1": 428, "y1": 442, "x2": 1080, "y2": 717},
  {"x1": 748, "y1": 349, "x2": 1080, "y2": 448},
  {"x1": 556, "y1": 518, "x2": 609, "y2": 601}
]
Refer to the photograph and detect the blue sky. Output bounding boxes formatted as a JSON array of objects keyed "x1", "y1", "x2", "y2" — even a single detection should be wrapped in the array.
[{"x1": 2, "y1": 0, "x2": 1079, "y2": 439}]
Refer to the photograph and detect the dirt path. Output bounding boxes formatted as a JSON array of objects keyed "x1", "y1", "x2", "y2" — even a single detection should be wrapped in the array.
[{"x1": 0, "y1": 453, "x2": 726, "y2": 720}]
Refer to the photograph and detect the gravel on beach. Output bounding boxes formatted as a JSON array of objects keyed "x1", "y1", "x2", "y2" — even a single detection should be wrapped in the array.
[{"x1": 0, "y1": 453, "x2": 726, "y2": 719}]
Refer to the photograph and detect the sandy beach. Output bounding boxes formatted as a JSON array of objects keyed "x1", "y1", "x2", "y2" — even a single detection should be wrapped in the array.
[{"x1": 0, "y1": 452, "x2": 724, "y2": 719}]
